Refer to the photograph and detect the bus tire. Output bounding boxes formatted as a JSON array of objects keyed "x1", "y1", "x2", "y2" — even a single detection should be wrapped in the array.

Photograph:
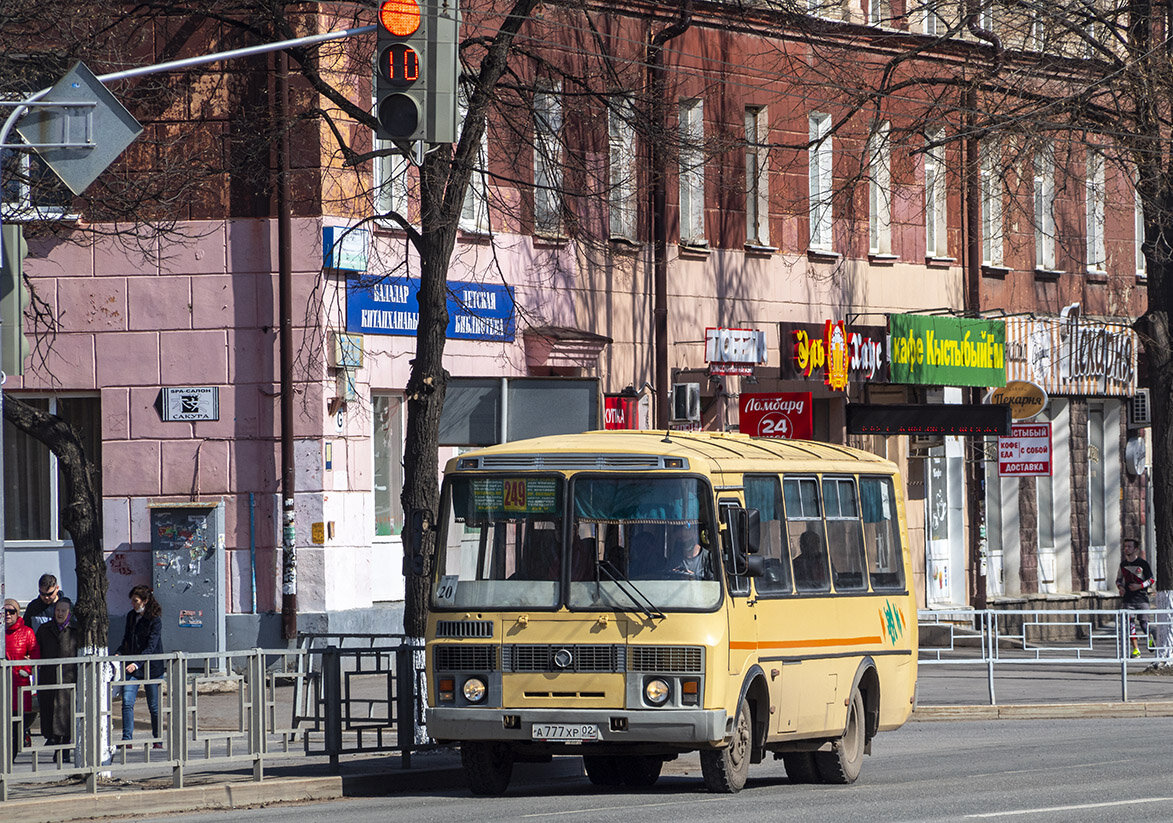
[
  {"x1": 583, "y1": 755, "x2": 623, "y2": 787},
  {"x1": 814, "y1": 688, "x2": 865, "y2": 784},
  {"x1": 462, "y1": 741, "x2": 514, "y2": 796},
  {"x1": 700, "y1": 698, "x2": 751, "y2": 793},
  {"x1": 620, "y1": 755, "x2": 663, "y2": 787},
  {"x1": 781, "y1": 752, "x2": 819, "y2": 783}
]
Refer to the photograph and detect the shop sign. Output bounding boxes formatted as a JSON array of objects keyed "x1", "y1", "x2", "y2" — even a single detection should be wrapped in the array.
[
  {"x1": 603, "y1": 395, "x2": 639, "y2": 430},
  {"x1": 1003, "y1": 305, "x2": 1136, "y2": 397},
  {"x1": 322, "y1": 225, "x2": 369, "y2": 272},
  {"x1": 889, "y1": 314, "x2": 1006, "y2": 388},
  {"x1": 706, "y1": 327, "x2": 767, "y2": 376},
  {"x1": 781, "y1": 321, "x2": 889, "y2": 384},
  {"x1": 985, "y1": 380, "x2": 1047, "y2": 420},
  {"x1": 161, "y1": 386, "x2": 219, "y2": 422},
  {"x1": 739, "y1": 392, "x2": 813, "y2": 439},
  {"x1": 346, "y1": 276, "x2": 515, "y2": 341},
  {"x1": 998, "y1": 422, "x2": 1052, "y2": 477}
]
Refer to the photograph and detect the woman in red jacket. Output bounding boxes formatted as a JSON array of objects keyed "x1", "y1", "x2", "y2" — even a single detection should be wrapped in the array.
[{"x1": 4, "y1": 597, "x2": 39, "y2": 752}]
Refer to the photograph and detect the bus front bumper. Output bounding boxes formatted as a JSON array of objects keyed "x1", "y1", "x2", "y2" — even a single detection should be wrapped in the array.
[{"x1": 426, "y1": 706, "x2": 728, "y2": 746}]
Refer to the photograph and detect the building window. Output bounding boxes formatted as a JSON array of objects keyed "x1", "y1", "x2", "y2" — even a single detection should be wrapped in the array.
[
  {"x1": 1086, "y1": 151, "x2": 1105, "y2": 272},
  {"x1": 745, "y1": 106, "x2": 769, "y2": 247},
  {"x1": 869, "y1": 122, "x2": 891, "y2": 255},
  {"x1": 374, "y1": 140, "x2": 410, "y2": 226},
  {"x1": 809, "y1": 112, "x2": 833, "y2": 252},
  {"x1": 1136, "y1": 187, "x2": 1146, "y2": 278},
  {"x1": 1034, "y1": 143, "x2": 1056, "y2": 270},
  {"x1": 924, "y1": 0, "x2": 945, "y2": 35},
  {"x1": 980, "y1": 143, "x2": 1003, "y2": 266},
  {"x1": 459, "y1": 90, "x2": 490, "y2": 234},
  {"x1": 925, "y1": 129, "x2": 947, "y2": 258},
  {"x1": 868, "y1": 0, "x2": 887, "y2": 26},
  {"x1": 533, "y1": 83, "x2": 563, "y2": 236},
  {"x1": 679, "y1": 99, "x2": 706, "y2": 245},
  {"x1": 3, "y1": 396, "x2": 101, "y2": 542},
  {"x1": 373, "y1": 394, "x2": 405, "y2": 538},
  {"x1": 1, "y1": 142, "x2": 72, "y2": 221},
  {"x1": 608, "y1": 94, "x2": 637, "y2": 242},
  {"x1": 978, "y1": 1, "x2": 993, "y2": 33}
]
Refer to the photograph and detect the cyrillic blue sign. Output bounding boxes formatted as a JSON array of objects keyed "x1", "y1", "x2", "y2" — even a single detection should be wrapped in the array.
[{"x1": 346, "y1": 276, "x2": 515, "y2": 341}]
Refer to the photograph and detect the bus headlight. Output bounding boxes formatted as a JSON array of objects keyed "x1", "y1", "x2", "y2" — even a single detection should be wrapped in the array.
[
  {"x1": 463, "y1": 677, "x2": 487, "y2": 703},
  {"x1": 644, "y1": 678, "x2": 670, "y2": 706}
]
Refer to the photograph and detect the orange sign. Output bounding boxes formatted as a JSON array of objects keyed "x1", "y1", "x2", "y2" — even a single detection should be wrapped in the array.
[{"x1": 824, "y1": 320, "x2": 849, "y2": 391}]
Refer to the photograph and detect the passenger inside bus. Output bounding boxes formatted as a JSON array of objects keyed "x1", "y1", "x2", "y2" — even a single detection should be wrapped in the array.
[{"x1": 793, "y1": 529, "x2": 829, "y2": 591}]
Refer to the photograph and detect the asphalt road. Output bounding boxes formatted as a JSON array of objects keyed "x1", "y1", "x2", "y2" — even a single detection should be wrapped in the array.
[{"x1": 133, "y1": 716, "x2": 1173, "y2": 823}]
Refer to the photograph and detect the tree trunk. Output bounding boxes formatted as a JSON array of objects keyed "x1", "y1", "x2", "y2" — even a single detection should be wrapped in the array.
[{"x1": 2, "y1": 395, "x2": 108, "y2": 650}]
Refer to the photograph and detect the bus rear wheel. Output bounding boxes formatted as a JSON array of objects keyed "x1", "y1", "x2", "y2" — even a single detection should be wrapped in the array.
[
  {"x1": 583, "y1": 755, "x2": 623, "y2": 786},
  {"x1": 814, "y1": 688, "x2": 865, "y2": 784},
  {"x1": 700, "y1": 698, "x2": 751, "y2": 793},
  {"x1": 462, "y1": 741, "x2": 514, "y2": 796}
]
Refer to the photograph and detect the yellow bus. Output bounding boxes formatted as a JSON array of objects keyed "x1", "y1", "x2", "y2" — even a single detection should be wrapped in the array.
[{"x1": 424, "y1": 430, "x2": 917, "y2": 795}]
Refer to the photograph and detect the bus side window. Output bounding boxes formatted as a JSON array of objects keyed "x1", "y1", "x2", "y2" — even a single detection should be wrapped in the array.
[
  {"x1": 861, "y1": 476, "x2": 906, "y2": 590},
  {"x1": 784, "y1": 476, "x2": 830, "y2": 593},
  {"x1": 745, "y1": 476, "x2": 790, "y2": 594},
  {"x1": 824, "y1": 477, "x2": 868, "y2": 592}
]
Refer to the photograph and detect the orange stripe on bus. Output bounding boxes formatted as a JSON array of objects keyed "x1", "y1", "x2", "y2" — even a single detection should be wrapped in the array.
[{"x1": 729, "y1": 636, "x2": 882, "y2": 650}]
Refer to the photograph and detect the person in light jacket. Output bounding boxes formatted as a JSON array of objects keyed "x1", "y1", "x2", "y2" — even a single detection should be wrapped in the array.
[{"x1": 116, "y1": 585, "x2": 163, "y2": 745}]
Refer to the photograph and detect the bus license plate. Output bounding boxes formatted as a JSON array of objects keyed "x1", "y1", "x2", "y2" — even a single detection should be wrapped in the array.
[{"x1": 531, "y1": 723, "x2": 600, "y2": 743}]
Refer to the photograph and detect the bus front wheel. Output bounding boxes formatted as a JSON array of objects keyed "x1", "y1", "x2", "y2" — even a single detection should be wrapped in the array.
[
  {"x1": 700, "y1": 698, "x2": 751, "y2": 793},
  {"x1": 814, "y1": 688, "x2": 865, "y2": 784},
  {"x1": 462, "y1": 741, "x2": 514, "y2": 796}
]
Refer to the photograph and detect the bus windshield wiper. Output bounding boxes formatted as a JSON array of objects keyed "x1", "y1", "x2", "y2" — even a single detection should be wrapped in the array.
[{"x1": 596, "y1": 560, "x2": 665, "y2": 621}]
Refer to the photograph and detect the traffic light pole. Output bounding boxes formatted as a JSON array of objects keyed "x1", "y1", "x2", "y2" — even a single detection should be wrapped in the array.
[{"x1": 0, "y1": 23, "x2": 376, "y2": 654}]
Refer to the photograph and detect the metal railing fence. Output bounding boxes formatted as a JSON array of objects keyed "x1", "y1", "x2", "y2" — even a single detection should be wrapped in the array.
[
  {"x1": 0, "y1": 637, "x2": 429, "y2": 800},
  {"x1": 918, "y1": 607, "x2": 1173, "y2": 704}
]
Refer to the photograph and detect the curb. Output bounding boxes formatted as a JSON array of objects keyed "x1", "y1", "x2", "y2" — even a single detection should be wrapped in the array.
[
  {"x1": 1, "y1": 776, "x2": 343, "y2": 823},
  {"x1": 912, "y1": 700, "x2": 1173, "y2": 721}
]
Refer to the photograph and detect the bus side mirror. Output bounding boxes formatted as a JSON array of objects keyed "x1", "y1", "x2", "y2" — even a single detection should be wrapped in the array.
[
  {"x1": 745, "y1": 508, "x2": 761, "y2": 555},
  {"x1": 745, "y1": 555, "x2": 765, "y2": 577}
]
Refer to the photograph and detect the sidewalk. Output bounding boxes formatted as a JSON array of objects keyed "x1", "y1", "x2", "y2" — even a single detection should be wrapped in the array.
[{"x1": 4, "y1": 662, "x2": 1173, "y2": 822}]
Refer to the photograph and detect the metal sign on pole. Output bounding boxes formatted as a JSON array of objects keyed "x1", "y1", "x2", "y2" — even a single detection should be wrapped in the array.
[{"x1": 14, "y1": 62, "x2": 142, "y2": 196}]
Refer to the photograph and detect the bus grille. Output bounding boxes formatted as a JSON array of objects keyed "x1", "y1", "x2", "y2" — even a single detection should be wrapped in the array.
[
  {"x1": 434, "y1": 644, "x2": 497, "y2": 671},
  {"x1": 628, "y1": 646, "x2": 704, "y2": 673},
  {"x1": 478, "y1": 454, "x2": 669, "y2": 470},
  {"x1": 435, "y1": 620, "x2": 494, "y2": 639},
  {"x1": 504, "y1": 644, "x2": 625, "y2": 673}
]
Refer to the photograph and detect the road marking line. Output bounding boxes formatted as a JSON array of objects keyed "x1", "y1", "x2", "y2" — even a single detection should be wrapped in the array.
[
  {"x1": 522, "y1": 797, "x2": 727, "y2": 817},
  {"x1": 965, "y1": 797, "x2": 1173, "y2": 818}
]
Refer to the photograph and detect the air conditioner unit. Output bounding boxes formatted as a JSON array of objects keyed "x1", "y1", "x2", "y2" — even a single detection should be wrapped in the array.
[
  {"x1": 1129, "y1": 389, "x2": 1152, "y2": 428},
  {"x1": 671, "y1": 382, "x2": 701, "y2": 422}
]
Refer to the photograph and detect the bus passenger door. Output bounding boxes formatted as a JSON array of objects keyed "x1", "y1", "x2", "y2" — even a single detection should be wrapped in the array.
[{"x1": 719, "y1": 500, "x2": 757, "y2": 704}]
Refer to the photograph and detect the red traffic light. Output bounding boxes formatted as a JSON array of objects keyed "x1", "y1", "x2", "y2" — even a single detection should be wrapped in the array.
[
  {"x1": 381, "y1": 43, "x2": 420, "y2": 86},
  {"x1": 379, "y1": 0, "x2": 421, "y2": 37}
]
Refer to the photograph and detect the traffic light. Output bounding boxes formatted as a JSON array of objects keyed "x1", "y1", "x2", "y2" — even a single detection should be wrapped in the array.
[
  {"x1": 0, "y1": 224, "x2": 30, "y2": 376},
  {"x1": 374, "y1": 0, "x2": 460, "y2": 144}
]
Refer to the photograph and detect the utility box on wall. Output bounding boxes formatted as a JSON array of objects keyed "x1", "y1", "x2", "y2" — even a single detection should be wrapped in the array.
[{"x1": 149, "y1": 503, "x2": 226, "y2": 658}]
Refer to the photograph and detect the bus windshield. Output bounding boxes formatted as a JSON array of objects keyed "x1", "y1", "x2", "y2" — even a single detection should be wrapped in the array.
[
  {"x1": 433, "y1": 473, "x2": 721, "y2": 611},
  {"x1": 567, "y1": 475, "x2": 721, "y2": 611}
]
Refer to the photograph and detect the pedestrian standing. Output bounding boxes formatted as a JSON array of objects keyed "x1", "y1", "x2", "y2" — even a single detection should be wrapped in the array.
[
  {"x1": 1117, "y1": 537, "x2": 1155, "y2": 657},
  {"x1": 116, "y1": 585, "x2": 163, "y2": 746},
  {"x1": 4, "y1": 598, "x2": 39, "y2": 753},
  {"x1": 35, "y1": 598, "x2": 80, "y2": 757},
  {"x1": 23, "y1": 574, "x2": 67, "y2": 633}
]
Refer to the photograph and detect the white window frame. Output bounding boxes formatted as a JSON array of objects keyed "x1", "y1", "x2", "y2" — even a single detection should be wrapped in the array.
[
  {"x1": 1034, "y1": 143, "x2": 1056, "y2": 270},
  {"x1": 0, "y1": 116, "x2": 76, "y2": 222},
  {"x1": 608, "y1": 94, "x2": 637, "y2": 242},
  {"x1": 1085, "y1": 151, "x2": 1105, "y2": 273},
  {"x1": 459, "y1": 90, "x2": 491, "y2": 234},
  {"x1": 374, "y1": 140, "x2": 411, "y2": 227},
  {"x1": 869, "y1": 122, "x2": 891, "y2": 255},
  {"x1": 925, "y1": 128, "x2": 947, "y2": 259},
  {"x1": 533, "y1": 83, "x2": 563, "y2": 236},
  {"x1": 980, "y1": 142, "x2": 1003, "y2": 266},
  {"x1": 809, "y1": 112, "x2": 833, "y2": 252},
  {"x1": 924, "y1": 0, "x2": 944, "y2": 35},
  {"x1": 868, "y1": 0, "x2": 886, "y2": 26},
  {"x1": 679, "y1": 98, "x2": 706, "y2": 246},
  {"x1": 745, "y1": 106, "x2": 770, "y2": 248},
  {"x1": 978, "y1": 1, "x2": 993, "y2": 33},
  {"x1": 1135, "y1": 186, "x2": 1146, "y2": 279}
]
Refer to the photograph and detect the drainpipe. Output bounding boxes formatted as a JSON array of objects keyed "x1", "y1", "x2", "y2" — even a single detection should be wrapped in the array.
[
  {"x1": 277, "y1": 50, "x2": 298, "y2": 639},
  {"x1": 648, "y1": 5, "x2": 691, "y2": 429}
]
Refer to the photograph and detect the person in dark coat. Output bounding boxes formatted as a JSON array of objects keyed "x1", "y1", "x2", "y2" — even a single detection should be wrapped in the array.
[
  {"x1": 117, "y1": 585, "x2": 163, "y2": 744},
  {"x1": 35, "y1": 597, "x2": 81, "y2": 752},
  {"x1": 23, "y1": 574, "x2": 68, "y2": 633}
]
